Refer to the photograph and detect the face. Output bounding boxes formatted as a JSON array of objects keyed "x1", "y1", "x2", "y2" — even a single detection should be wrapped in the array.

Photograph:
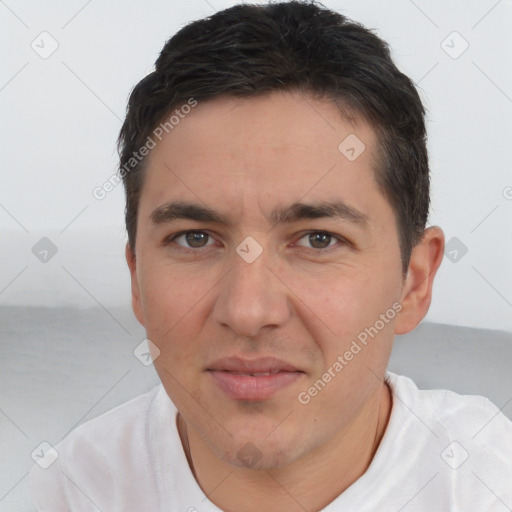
[{"x1": 128, "y1": 90, "x2": 409, "y2": 469}]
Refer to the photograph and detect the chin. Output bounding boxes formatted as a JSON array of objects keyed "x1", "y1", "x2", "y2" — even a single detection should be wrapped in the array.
[{"x1": 211, "y1": 430, "x2": 303, "y2": 470}]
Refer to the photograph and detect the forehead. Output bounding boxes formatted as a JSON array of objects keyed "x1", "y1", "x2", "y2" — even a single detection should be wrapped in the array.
[
  {"x1": 152, "y1": 90, "x2": 376, "y2": 162},
  {"x1": 139, "y1": 90, "x2": 390, "y2": 227}
]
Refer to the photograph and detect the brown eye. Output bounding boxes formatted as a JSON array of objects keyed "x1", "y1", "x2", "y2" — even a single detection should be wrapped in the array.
[
  {"x1": 295, "y1": 231, "x2": 339, "y2": 250},
  {"x1": 308, "y1": 232, "x2": 332, "y2": 249},
  {"x1": 172, "y1": 231, "x2": 214, "y2": 249},
  {"x1": 186, "y1": 232, "x2": 209, "y2": 248}
]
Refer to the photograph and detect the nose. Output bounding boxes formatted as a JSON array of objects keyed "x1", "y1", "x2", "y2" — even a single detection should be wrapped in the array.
[{"x1": 213, "y1": 245, "x2": 291, "y2": 338}]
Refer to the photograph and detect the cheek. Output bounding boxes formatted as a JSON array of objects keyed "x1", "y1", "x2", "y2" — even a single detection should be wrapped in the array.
[
  {"x1": 289, "y1": 261, "x2": 401, "y2": 363},
  {"x1": 137, "y1": 259, "x2": 213, "y2": 356},
  {"x1": 290, "y1": 268, "x2": 398, "y2": 423},
  {"x1": 139, "y1": 255, "x2": 207, "y2": 313},
  {"x1": 141, "y1": 264, "x2": 211, "y2": 410}
]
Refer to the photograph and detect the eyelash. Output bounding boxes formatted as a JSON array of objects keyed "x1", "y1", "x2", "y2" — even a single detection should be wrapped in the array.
[{"x1": 164, "y1": 230, "x2": 349, "y2": 253}]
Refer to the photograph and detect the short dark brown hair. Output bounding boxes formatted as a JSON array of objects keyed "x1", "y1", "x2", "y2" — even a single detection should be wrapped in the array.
[{"x1": 118, "y1": 0, "x2": 430, "y2": 272}]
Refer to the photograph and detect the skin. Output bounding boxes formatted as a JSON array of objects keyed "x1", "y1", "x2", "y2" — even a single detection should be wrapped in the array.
[{"x1": 126, "y1": 89, "x2": 444, "y2": 511}]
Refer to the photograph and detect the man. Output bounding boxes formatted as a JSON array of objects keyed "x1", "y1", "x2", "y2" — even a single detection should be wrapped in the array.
[{"x1": 29, "y1": 1, "x2": 512, "y2": 510}]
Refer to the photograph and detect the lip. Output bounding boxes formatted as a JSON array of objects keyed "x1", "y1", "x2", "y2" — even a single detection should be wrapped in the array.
[{"x1": 207, "y1": 357, "x2": 305, "y2": 401}]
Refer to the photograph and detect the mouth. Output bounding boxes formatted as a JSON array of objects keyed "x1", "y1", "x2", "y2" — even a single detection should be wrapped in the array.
[
  {"x1": 206, "y1": 357, "x2": 305, "y2": 401},
  {"x1": 222, "y1": 370, "x2": 283, "y2": 376}
]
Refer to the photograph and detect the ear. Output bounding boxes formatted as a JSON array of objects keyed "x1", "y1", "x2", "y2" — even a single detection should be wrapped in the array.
[
  {"x1": 125, "y1": 243, "x2": 146, "y2": 327},
  {"x1": 394, "y1": 226, "x2": 444, "y2": 335}
]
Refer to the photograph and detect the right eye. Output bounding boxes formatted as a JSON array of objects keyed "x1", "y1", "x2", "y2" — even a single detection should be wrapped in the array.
[{"x1": 167, "y1": 231, "x2": 216, "y2": 249}]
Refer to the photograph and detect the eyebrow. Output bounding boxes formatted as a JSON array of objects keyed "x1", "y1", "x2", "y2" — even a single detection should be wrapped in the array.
[{"x1": 150, "y1": 200, "x2": 369, "y2": 227}]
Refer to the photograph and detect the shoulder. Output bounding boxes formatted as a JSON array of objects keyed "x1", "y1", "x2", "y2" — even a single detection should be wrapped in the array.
[
  {"x1": 387, "y1": 372, "x2": 512, "y2": 439},
  {"x1": 29, "y1": 384, "x2": 170, "y2": 511},
  {"x1": 385, "y1": 372, "x2": 512, "y2": 506},
  {"x1": 57, "y1": 383, "x2": 165, "y2": 462}
]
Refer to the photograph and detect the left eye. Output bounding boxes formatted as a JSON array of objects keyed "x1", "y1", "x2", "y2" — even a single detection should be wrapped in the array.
[
  {"x1": 295, "y1": 231, "x2": 341, "y2": 250},
  {"x1": 172, "y1": 231, "x2": 215, "y2": 249}
]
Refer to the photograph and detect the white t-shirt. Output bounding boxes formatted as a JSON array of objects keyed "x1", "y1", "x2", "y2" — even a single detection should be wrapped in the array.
[{"x1": 29, "y1": 372, "x2": 512, "y2": 511}]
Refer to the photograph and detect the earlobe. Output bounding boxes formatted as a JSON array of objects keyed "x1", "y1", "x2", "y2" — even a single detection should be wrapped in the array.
[
  {"x1": 394, "y1": 227, "x2": 445, "y2": 335},
  {"x1": 125, "y1": 243, "x2": 146, "y2": 327}
]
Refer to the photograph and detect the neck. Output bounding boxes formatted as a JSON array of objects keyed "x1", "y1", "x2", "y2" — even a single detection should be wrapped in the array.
[{"x1": 178, "y1": 381, "x2": 392, "y2": 512}]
